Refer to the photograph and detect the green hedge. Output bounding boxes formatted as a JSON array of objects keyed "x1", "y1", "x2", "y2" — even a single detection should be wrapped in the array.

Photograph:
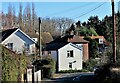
[
  {"x1": 1, "y1": 46, "x2": 27, "y2": 81},
  {"x1": 59, "y1": 69, "x2": 89, "y2": 73}
]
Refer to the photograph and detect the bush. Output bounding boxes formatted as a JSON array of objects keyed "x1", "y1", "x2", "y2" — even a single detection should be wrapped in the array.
[
  {"x1": 83, "y1": 58, "x2": 98, "y2": 72},
  {"x1": 32, "y1": 55, "x2": 56, "y2": 78},
  {"x1": 1, "y1": 45, "x2": 27, "y2": 81},
  {"x1": 42, "y1": 55, "x2": 56, "y2": 78}
]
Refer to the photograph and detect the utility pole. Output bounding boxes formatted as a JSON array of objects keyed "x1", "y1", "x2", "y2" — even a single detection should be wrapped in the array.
[
  {"x1": 39, "y1": 17, "x2": 42, "y2": 59},
  {"x1": 111, "y1": 0, "x2": 116, "y2": 63}
]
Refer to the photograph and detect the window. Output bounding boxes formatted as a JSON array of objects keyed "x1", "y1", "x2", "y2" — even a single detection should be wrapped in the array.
[
  {"x1": 48, "y1": 51, "x2": 51, "y2": 54},
  {"x1": 69, "y1": 62, "x2": 72, "y2": 68},
  {"x1": 99, "y1": 38, "x2": 103, "y2": 44},
  {"x1": 67, "y1": 50, "x2": 73, "y2": 57},
  {"x1": 24, "y1": 43, "x2": 29, "y2": 50},
  {"x1": 7, "y1": 43, "x2": 13, "y2": 50}
]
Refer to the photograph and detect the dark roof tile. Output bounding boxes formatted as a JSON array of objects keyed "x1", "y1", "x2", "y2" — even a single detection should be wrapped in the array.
[{"x1": 2, "y1": 28, "x2": 18, "y2": 41}]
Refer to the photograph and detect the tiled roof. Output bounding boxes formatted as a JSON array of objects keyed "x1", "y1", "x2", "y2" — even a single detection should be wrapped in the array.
[
  {"x1": 41, "y1": 32, "x2": 53, "y2": 44},
  {"x1": 68, "y1": 35, "x2": 89, "y2": 43},
  {"x1": 44, "y1": 42, "x2": 67, "y2": 51},
  {"x1": 1, "y1": 28, "x2": 18, "y2": 41},
  {"x1": 89, "y1": 36, "x2": 110, "y2": 45},
  {"x1": 27, "y1": 32, "x2": 53, "y2": 45},
  {"x1": 89, "y1": 36, "x2": 105, "y2": 40},
  {"x1": 80, "y1": 36, "x2": 110, "y2": 46},
  {"x1": 1, "y1": 28, "x2": 36, "y2": 44},
  {"x1": 44, "y1": 35, "x2": 89, "y2": 51}
]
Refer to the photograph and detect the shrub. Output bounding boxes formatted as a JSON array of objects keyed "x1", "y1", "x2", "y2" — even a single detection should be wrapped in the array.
[
  {"x1": 33, "y1": 55, "x2": 56, "y2": 78},
  {"x1": 83, "y1": 58, "x2": 98, "y2": 72},
  {"x1": 1, "y1": 45, "x2": 27, "y2": 81},
  {"x1": 39, "y1": 55, "x2": 55, "y2": 78}
]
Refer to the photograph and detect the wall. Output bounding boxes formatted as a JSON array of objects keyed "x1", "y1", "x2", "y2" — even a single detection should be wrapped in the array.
[
  {"x1": 26, "y1": 68, "x2": 41, "y2": 82},
  {"x1": 83, "y1": 43, "x2": 89, "y2": 62},
  {"x1": 34, "y1": 70, "x2": 41, "y2": 82},
  {"x1": 27, "y1": 69, "x2": 32, "y2": 82},
  {"x1": 58, "y1": 43, "x2": 83, "y2": 71},
  {"x1": 42, "y1": 51, "x2": 57, "y2": 61},
  {"x1": 51, "y1": 51, "x2": 57, "y2": 61}
]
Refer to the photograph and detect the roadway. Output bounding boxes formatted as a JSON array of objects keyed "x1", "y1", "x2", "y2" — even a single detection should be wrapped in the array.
[{"x1": 41, "y1": 72, "x2": 103, "y2": 83}]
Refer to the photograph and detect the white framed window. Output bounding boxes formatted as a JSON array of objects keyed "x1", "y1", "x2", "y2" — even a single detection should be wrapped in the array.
[
  {"x1": 7, "y1": 43, "x2": 13, "y2": 50},
  {"x1": 99, "y1": 38, "x2": 103, "y2": 44},
  {"x1": 24, "y1": 43, "x2": 29, "y2": 50},
  {"x1": 67, "y1": 50, "x2": 73, "y2": 57},
  {"x1": 69, "y1": 62, "x2": 72, "y2": 68}
]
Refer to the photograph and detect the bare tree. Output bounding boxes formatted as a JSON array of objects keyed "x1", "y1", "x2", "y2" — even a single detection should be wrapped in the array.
[
  {"x1": 40, "y1": 17, "x2": 74, "y2": 38},
  {"x1": 26, "y1": 3, "x2": 31, "y2": 32},
  {"x1": 12, "y1": 5, "x2": 16, "y2": 27},
  {"x1": 22, "y1": 3, "x2": 32, "y2": 33},
  {"x1": 55, "y1": 18, "x2": 74, "y2": 36},
  {"x1": 18, "y1": 3, "x2": 23, "y2": 30},
  {"x1": 41, "y1": 18, "x2": 56, "y2": 35},
  {"x1": 23, "y1": 7, "x2": 27, "y2": 32},
  {"x1": 32, "y1": 2, "x2": 35, "y2": 30},
  {"x1": 1, "y1": 12, "x2": 6, "y2": 28},
  {"x1": 6, "y1": 3, "x2": 13, "y2": 28}
]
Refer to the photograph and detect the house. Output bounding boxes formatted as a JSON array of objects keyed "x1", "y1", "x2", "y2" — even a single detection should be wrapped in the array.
[
  {"x1": 80, "y1": 35, "x2": 109, "y2": 54},
  {"x1": 68, "y1": 35, "x2": 89, "y2": 62},
  {"x1": 27, "y1": 31, "x2": 53, "y2": 45},
  {"x1": 89, "y1": 36, "x2": 109, "y2": 53},
  {"x1": 58, "y1": 43, "x2": 83, "y2": 71},
  {"x1": 43, "y1": 35, "x2": 89, "y2": 71},
  {"x1": 1, "y1": 28, "x2": 36, "y2": 55}
]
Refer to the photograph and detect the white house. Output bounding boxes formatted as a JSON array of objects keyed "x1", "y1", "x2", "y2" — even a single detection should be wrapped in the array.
[
  {"x1": 1, "y1": 28, "x2": 36, "y2": 55},
  {"x1": 58, "y1": 43, "x2": 83, "y2": 71},
  {"x1": 43, "y1": 35, "x2": 85, "y2": 71},
  {"x1": 44, "y1": 43, "x2": 83, "y2": 71}
]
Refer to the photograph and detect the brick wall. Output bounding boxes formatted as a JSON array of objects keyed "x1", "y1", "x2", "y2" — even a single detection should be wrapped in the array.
[{"x1": 83, "y1": 43, "x2": 89, "y2": 62}]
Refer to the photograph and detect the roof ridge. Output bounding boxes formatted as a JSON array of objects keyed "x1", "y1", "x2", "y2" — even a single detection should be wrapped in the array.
[{"x1": 69, "y1": 43, "x2": 82, "y2": 50}]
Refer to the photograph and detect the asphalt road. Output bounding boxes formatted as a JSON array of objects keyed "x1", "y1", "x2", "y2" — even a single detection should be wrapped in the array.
[{"x1": 42, "y1": 73, "x2": 102, "y2": 83}]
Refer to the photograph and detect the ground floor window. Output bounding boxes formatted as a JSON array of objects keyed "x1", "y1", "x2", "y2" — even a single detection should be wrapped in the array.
[
  {"x1": 24, "y1": 43, "x2": 30, "y2": 51},
  {"x1": 69, "y1": 62, "x2": 72, "y2": 68},
  {"x1": 7, "y1": 43, "x2": 13, "y2": 50}
]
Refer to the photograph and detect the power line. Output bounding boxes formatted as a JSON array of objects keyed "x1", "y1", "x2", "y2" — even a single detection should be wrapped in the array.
[
  {"x1": 73, "y1": 2, "x2": 106, "y2": 20},
  {"x1": 48, "y1": 3, "x2": 98, "y2": 16}
]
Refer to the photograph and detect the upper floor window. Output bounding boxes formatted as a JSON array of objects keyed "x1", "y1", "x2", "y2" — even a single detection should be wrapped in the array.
[{"x1": 67, "y1": 50, "x2": 73, "y2": 57}]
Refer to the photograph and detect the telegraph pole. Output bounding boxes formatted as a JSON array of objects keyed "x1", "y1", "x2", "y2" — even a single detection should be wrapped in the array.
[
  {"x1": 111, "y1": 0, "x2": 116, "y2": 63},
  {"x1": 39, "y1": 17, "x2": 42, "y2": 59}
]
